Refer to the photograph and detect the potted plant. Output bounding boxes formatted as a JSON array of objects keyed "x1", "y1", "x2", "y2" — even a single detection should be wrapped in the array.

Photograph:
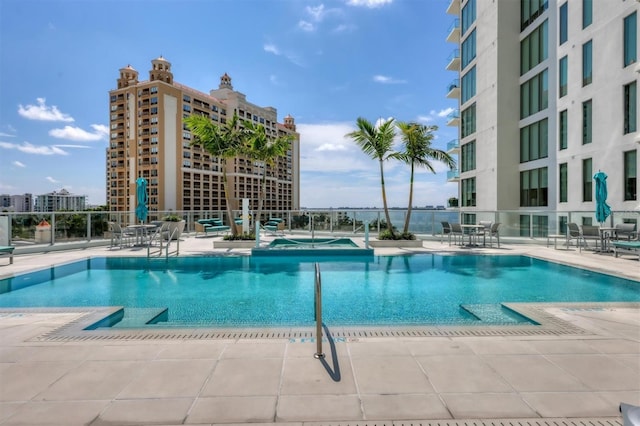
[{"x1": 161, "y1": 214, "x2": 185, "y2": 240}]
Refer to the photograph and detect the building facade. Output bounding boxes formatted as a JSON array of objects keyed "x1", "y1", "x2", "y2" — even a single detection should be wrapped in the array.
[
  {"x1": 107, "y1": 57, "x2": 300, "y2": 218},
  {"x1": 35, "y1": 189, "x2": 86, "y2": 212},
  {"x1": 446, "y1": 0, "x2": 639, "y2": 232}
]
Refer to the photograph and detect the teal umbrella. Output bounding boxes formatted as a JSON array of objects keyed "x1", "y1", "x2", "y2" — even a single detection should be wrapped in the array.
[
  {"x1": 135, "y1": 177, "x2": 148, "y2": 223},
  {"x1": 594, "y1": 171, "x2": 611, "y2": 225}
]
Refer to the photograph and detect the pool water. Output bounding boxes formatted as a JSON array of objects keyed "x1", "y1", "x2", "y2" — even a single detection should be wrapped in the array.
[{"x1": 0, "y1": 255, "x2": 637, "y2": 328}]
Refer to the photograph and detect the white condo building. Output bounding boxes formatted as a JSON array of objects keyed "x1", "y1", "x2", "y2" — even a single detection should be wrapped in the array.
[{"x1": 445, "y1": 0, "x2": 638, "y2": 235}]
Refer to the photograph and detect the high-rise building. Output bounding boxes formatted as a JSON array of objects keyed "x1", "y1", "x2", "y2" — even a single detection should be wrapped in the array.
[
  {"x1": 107, "y1": 57, "x2": 300, "y2": 217},
  {"x1": 35, "y1": 189, "x2": 86, "y2": 212},
  {"x1": 446, "y1": 0, "x2": 638, "y2": 231}
]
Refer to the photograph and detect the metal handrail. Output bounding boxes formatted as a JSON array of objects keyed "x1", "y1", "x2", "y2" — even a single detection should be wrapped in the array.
[{"x1": 314, "y1": 262, "x2": 324, "y2": 359}]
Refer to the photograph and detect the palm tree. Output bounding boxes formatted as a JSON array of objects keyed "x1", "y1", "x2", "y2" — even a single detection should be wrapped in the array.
[
  {"x1": 242, "y1": 120, "x2": 293, "y2": 226},
  {"x1": 185, "y1": 113, "x2": 245, "y2": 235},
  {"x1": 396, "y1": 121, "x2": 456, "y2": 234},
  {"x1": 346, "y1": 117, "x2": 397, "y2": 237}
]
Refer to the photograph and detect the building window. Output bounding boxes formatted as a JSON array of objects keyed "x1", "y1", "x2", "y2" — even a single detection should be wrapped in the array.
[
  {"x1": 520, "y1": 167, "x2": 548, "y2": 207},
  {"x1": 520, "y1": 118, "x2": 548, "y2": 162},
  {"x1": 520, "y1": 69, "x2": 548, "y2": 119},
  {"x1": 150, "y1": 86, "x2": 158, "y2": 93},
  {"x1": 559, "y1": 55, "x2": 568, "y2": 97},
  {"x1": 150, "y1": 97, "x2": 158, "y2": 105},
  {"x1": 624, "y1": 81, "x2": 637, "y2": 134},
  {"x1": 461, "y1": 66, "x2": 476, "y2": 104},
  {"x1": 521, "y1": 0, "x2": 549, "y2": 30},
  {"x1": 183, "y1": 95, "x2": 191, "y2": 103},
  {"x1": 461, "y1": 177, "x2": 476, "y2": 207},
  {"x1": 582, "y1": 0, "x2": 592, "y2": 28},
  {"x1": 559, "y1": 163, "x2": 568, "y2": 203},
  {"x1": 582, "y1": 100, "x2": 592, "y2": 144},
  {"x1": 461, "y1": 140, "x2": 476, "y2": 172},
  {"x1": 582, "y1": 40, "x2": 592, "y2": 86},
  {"x1": 583, "y1": 158, "x2": 593, "y2": 202},
  {"x1": 624, "y1": 150, "x2": 637, "y2": 201},
  {"x1": 559, "y1": 109, "x2": 568, "y2": 150},
  {"x1": 461, "y1": 0, "x2": 476, "y2": 36},
  {"x1": 461, "y1": 30, "x2": 476, "y2": 69},
  {"x1": 461, "y1": 104, "x2": 476, "y2": 138},
  {"x1": 624, "y1": 12, "x2": 637, "y2": 67},
  {"x1": 520, "y1": 19, "x2": 548, "y2": 75},
  {"x1": 559, "y1": 2, "x2": 568, "y2": 45}
]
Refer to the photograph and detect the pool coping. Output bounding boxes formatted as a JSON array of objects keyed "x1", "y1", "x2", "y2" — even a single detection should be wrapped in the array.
[{"x1": 4, "y1": 302, "x2": 638, "y2": 342}]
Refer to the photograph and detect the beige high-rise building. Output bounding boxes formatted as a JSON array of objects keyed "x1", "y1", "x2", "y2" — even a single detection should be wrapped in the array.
[
  {"x1": 446, "y1": 0, "x2": 638, "y2": 234},
  {"x1": 107, "y1": 56, "x2": 300, "y2": 218}
]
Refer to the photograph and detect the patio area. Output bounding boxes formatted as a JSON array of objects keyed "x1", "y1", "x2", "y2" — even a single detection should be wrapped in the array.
[{"x1": 0, "y1": 236, "x2": 638, "y2": 425}]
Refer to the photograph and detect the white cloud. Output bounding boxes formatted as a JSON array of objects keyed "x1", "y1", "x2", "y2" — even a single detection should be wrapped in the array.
[
  {"x1": 332, "y1": 23, "x2": 355, "y2": 33},
  {"x1": 0, "y1": 132, "x2": 15, "y2": 137},
  {"x1": 264, "y1": 44, "x2": 280, "y2": 55},
  {"x1": 17, "y1": 98, "x2": 74, "y2": 122},
  {"x1": 298, "y1": 20, "x2": 315, "y2": 31},
  {"x1": 46, "y1": 176, "x2": 60, "y2": 183},
  {"x1": 48, "y1": 124, "x2": 108, "y2": 141},
  {"x1": 0, "y1": 141, "x2": 69, "y2": 155},
  {"x1": 263, "y1": 43, "x2": 304, "y2": 67},
  {"x1": 416, "y1": 115, "x2": 434, "y2": 123},
  {"x1": 372, "y1": 75, "x2": 407, "y2": 84},
  {"x1": 306, "y1": 4, "x2": 326, "y2": 21},
  {"x1": 346, "y1": 0, "x2": 393, "y2": 8},
  {"x1": 12, "y1": 161, "x2": 26, "y2": 168},
  {"x1": 434, "y1": 107, "x2": 455, "y2": 118}
]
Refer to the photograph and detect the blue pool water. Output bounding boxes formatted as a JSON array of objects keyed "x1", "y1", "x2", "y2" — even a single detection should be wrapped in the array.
[{"x1": 0, "y1": 255, "x2": 638, "y2": 328}]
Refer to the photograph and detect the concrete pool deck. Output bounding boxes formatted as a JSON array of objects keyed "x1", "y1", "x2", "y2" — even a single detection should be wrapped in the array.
[{"x1": 0, "y1": 235, "x2": 638, "y2": 425}]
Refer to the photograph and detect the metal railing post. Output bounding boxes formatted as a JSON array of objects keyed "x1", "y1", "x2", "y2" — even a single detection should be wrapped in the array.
[{"x1": 314, "y1": 262, "x2": 324, "y2": 359}]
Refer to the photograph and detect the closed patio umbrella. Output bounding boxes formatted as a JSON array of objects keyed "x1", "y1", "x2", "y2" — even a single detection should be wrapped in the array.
[
  {"x1": 135, "y1": 177, "x2": 148, "y2": 223},
  {"x1": 593, "y1": 171, "x2": 611, "y2": 225}
]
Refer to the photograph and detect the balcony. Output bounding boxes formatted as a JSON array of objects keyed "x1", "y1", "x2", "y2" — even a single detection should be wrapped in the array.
[
  {"x1": 447, "y1": 169, "x2": 460, "y2": 182},
  {"x1": 446, "y1": 19, "x2": 460, "y2": 43},
  {"x1": 446, "y1": 109, "x2": 460, "y2": 127},
  {"x1": 446, "y1": 49, "x2": 460, "y2": 71},
  {"x1": 446, "y1": 0, "x2": 460, "y2": 15},
  {"x1": 446, "y1": 78, "x2": 460, "y2": 99},
  {"x1": 446, "y1": 139, "x2": 460, "y2": 154}
]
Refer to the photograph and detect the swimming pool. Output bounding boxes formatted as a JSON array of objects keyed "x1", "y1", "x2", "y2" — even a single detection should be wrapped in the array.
[
  {"x1": 0, "y1": 255, "x2": 637, "y2": 328},
  {"x1": 254, "y1": 237, "x2": 373, "y2": 257}
]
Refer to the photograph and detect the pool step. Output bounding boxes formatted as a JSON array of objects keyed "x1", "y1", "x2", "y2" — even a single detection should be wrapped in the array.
[
  {"x1": 109, "y1": 308, "x2": 168, "y2": 328},
  {"x1": 460, "y1": 304, "x2": 535, "y2": 324}
]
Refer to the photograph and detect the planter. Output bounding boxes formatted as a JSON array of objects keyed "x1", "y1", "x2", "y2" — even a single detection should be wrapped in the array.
[
  {"x1": 368, "y1": 239, "x2": 424, "y2": 248},
  {"x1": 163, "y1": 220, "x2": 185, "y2": 240},
  {"x1": 213, "y1": 240, "x2": 256, "y2": 249}
]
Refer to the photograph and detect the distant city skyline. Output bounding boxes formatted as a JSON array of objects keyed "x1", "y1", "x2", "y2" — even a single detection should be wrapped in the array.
[{"x1": 0, "y1": 0, "x2": 458, "y2": 208}]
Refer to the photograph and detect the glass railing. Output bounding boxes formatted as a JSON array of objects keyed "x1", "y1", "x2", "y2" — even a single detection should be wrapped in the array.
[
  {"x1": 447, "y1": 78, "x2": 460, "y2": 93},
  {"x1": 447, "y1": 139, "x2": 459, "y2": 151},
  {"x1": 0, "y1": 209, "x2": 637, "y2": 250}
]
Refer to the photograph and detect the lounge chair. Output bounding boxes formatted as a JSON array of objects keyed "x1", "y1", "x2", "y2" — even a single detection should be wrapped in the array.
[
  {"x1": 613, "y1": 240, "x2": 640, "y2": 260},
  {"x1": 0, "y1": 246, "x2": 15, "y2": 265},
  {"x1": 264, "y1": 218, "x2": 285, "y2": 235},
  {"x1": 195, "y1": 218, "x2": 230, "y2": 237}
]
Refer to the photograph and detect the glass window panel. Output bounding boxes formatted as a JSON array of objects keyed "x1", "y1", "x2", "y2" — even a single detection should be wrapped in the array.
[
  {"x1": 624, "y1": 12, "x2": 637, "y2": 67},
  {"x1": 559, "y1": 109, "x2": 568, "y2": 149},
  {"x1": 559, "y1": 2, "x2": 568, "y2": 44},
  {"x1": 582, "y1": 0, "x2": 592, "y2": 28},
  {"x1": 583, "y1": 100, "x2": 592, "y2": 144},
  {"x1": 624, "y1": 150, "x2": 637, "y2": 201},
  {"x1": 624, "y1": 81, "x2": 637, "y2": 134},
  {"x1": 559, "y1": 163, "x2": 568, "y2": 202},
  {"x1": 521, "y1": 127, "x2": 530, "y2": 163},
  {"x1": 531, "y1": 121, "x2": 540, "y2": 159},
  {"x1": 559, "y1": 56, "x2": 568, "y2": 97},
  {"x1": 582, "y1": 40, "x2": 593, "y2": 86}
]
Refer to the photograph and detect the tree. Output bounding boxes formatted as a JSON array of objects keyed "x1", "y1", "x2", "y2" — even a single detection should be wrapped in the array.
[
  {"x1": 185, "y1": 113, "x2": 245, "y2": 235},
  {"x1": 396, "y1": 121, "x2": 456, "y2": 233},
  {"x1": 242, "y1": 121, "x2": 293, "y2": 226},
  {"x1": 346, "y1": 117, "x2": 397, "y2": 237}
]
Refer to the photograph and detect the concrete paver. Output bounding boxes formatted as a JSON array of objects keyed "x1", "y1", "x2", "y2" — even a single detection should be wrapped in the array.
[{"x1": 0, "y1": 236, "x2": 638, "y2": 424}]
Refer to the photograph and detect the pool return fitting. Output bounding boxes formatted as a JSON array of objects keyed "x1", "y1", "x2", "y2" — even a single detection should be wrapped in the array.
[{"x1": 314, "y1": 262, "x2": 325, "y2": 359}]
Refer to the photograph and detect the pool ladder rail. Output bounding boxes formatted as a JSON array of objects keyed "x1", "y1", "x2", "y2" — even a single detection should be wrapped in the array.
[
  {"x1": 314, "y1": 262, "x2": 325, "y2": 359},
  {"x1": 146, "y1": 223, "x2": 180, "y2": 258}
]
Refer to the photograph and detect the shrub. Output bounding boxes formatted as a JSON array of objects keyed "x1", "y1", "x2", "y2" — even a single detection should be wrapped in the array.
[
  {"x1": 162, "y1": 214, "x2": 182, "y2": 222},
  {"x1": 223, "y1": 233, "x2": 255, "y2": 241},
  {"x1": 378, "y1": 230, "x2": 416, "y2": 240}
]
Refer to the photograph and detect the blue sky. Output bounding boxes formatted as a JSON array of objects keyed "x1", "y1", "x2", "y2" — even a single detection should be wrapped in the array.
[{"x1": 0, "y1": 0, "x2": 458, "y2": 208}]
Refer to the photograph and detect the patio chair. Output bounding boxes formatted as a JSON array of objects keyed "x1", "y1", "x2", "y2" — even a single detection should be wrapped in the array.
[
  {"x1": 567, "y1": 223, "x2": 587, "y2": 252},
  {"x1": 108, "y1": 222, "x2": 133, "y2": 249},
  {"x1": 0, "y1": 246, "x2": 15, "y2": 265},
  {"x1": 440, "y1": 221, "x2": 452, "y2": 245},
  {"x1": 581, "y1": 225, "x2": 601, "y2": 251},
  {"x1": 487, "y1": 222, "x2": 501, "y2": 248},
  {"x1": 450, "y1": 223, "x2": 464, "y2": 246},
  {"x1": 614, "y1": 223, "x2": 637, "y2": 241},
  {"x1": 478, "y1": 220, "x2": 492, "y2": 246}
]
